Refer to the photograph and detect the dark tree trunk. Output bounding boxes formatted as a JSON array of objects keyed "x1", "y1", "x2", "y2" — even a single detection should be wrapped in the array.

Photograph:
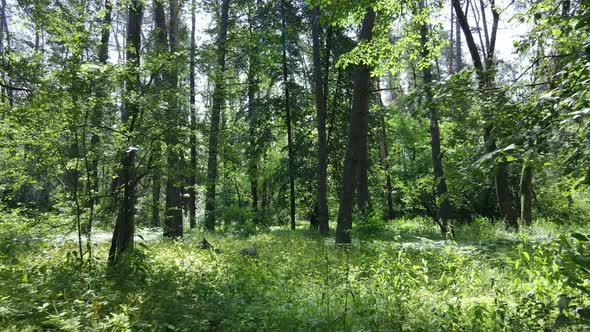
[
  {"x1": 420, "y1": 12, "x2": 452, "y2": 236},
  {"x1": 247, "y1": 67, "x2": 259, "y2": 212},
  {"x1": 188, "y1": 0, "x2": 197, "y2": 229},
  {"x1": 151, "y1": 0, "x2": 167, "y2": 229},
  {"x1": 0, "y1": 0, "x2": 12, "y2": 110},
  {"x1": 335, "y1": 7, "x2": 375, "y2": 244},
  {"x1": 281, "y1": 0, "x2": 296, "y2": 230},
  {"x1": 160, "y1": 0, "x2": 183, "y2": 238},
  {"x1": 205, "y1": 0, "x2": 230, "y2": 232},
  {"x1": 562, "y1": 0, "x2": 570, "y2": 17},
  {"x1": 519, "y1": 160, "x2": 533, "y2": 226},
  {"x1": 108, "y1": 0, "x2": 142, "y2": 266},
  {"x1": 311, "y1": 5, "x2": 329, "y2": 235},
  {"x1": 452, "y1": 0, "x2": 518, "y2": 229},
  {"x1": 151, "y1": 146, "x2": 162, "y2": 227},
  {"x1": 247, "y1": 2, "x2": 260, "y2": 215}
]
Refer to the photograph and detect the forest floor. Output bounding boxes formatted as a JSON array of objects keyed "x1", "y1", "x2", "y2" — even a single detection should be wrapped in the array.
[{"x1": 0, "y1": 217, "x2": 589, "y2": 331}]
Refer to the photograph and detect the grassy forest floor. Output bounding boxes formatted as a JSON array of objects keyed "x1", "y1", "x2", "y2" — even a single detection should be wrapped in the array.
[{"x1": 1, "y1": 217, "x2": 589, "y2": 331}]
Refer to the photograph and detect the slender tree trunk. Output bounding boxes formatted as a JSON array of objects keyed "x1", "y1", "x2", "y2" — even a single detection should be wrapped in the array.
[
  {"x1": 247, "y1": 3, "x2": 260, "y2": 216},
  {"x1": 247, "y1": 62, "x2": 259, "y2": 212},
  {"x1": 311, "y1": 5, "x2": 329, "y2": 235},
  {"x1": 281, "y1": 0, "x2": 296, "y2": 230},
  {"x1": 455, "y1": 8, "x2": 462, "y2": 71},
  {"x1": 453, "y1": 0, "x2": 518, "y2": 229},
  {"x1": 0, "y1": 0, "x2": 5, "y2": 52},
  {"x1": 519, "y1": 159, "x2": 533, "y2": 226},
  {"x1": 205, "y1": 0, "x2": 230, "y2": 232},
  {"x1": 152, "y1": 147, "x2": 162, "y2": 227},
  {"x1": 188, "y1": 0, "x2": 197, "y2": 229},
  {"x1": 420, "y1": 11, "x2": 452, "y2": 236},
  {"x1": 108, "y1": 0, "x2": 142, "y2": 266},
  {"x1": 376, "y1": 82, "x2": 394, "y2": 220},
  {"x1": 85, "y1": 0, "x2": 112, "y2": 230},
  {"x1": 0, "y1": 0, "x2": 11, "y2": 110},
  {"x1": 449, "y1": 6, "x2": 454, "y2": 74},
  {"x1": 335, "y1": 7, "x2": 375, "y2": 244},
  {"x1": 151, "y1": 0, "x2": 167, "y2": 229}
]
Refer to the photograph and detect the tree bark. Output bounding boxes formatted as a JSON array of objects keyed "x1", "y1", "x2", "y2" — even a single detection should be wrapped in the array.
[
  {"x1": 188, "y1": 0, "x2": 197, "y2": 229},
  {"x1": 311, "y1": 5, "x2": 329, "y2": 235},
  {"x1": 420, "y1": 13, "x2": 452, "y2": 236},
  {"x1": 455, "y1": 3, "x2": 463, "y2": 72},
  {"x1": 335, "y1": 7, "x2": 375, "y2": 244},
  {"x1": 205, "y1": 0, "x2": 230, "y2": 232},
  {"x1": 247, "y1": 2, "x2": 260, "y2": 215},
  {"x1": 151, "y1": 0, "x2": 167, "y2": 229},
  {"x1": 452, "y1": 0, "x2": 518, "y2": 229},
  {"x1": 108, "y1": 0, "x2": 142, "y2": 266},
  {"x1": 519, "y1": 159, "x2": 533, "y2": 226},
  {"x1": 281, "y1": 0, "x2": 296, "y2": 230},
  {"x1": 159, "y1": 0, "x2": 183, "y2": 238},
  {"x1": 376, "y1": 81, "x2": 394, "y2": 220}
]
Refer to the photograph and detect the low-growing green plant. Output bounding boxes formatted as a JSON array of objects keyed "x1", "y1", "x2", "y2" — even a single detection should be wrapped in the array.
[{"x1": 1, "y1": 215, "x2": 589, "y2": 331}]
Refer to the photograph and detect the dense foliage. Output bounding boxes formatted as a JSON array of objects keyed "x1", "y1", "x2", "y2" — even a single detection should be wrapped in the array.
[
  {"x1": 1, "y1": 219, "x2": 589, "y2": 330},
  {"x1": 0, "y1": 0, "x2": 589, "y2": 329}
]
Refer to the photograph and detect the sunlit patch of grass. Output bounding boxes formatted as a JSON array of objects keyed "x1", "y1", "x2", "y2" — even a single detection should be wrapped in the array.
[{"x1": 0, "y1": 216, "x2": 588, "y2": 330}]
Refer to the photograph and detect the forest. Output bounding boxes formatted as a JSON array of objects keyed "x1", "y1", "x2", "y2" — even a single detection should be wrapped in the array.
[{"x1": 0, "y1": 0, "x2": 589, "y2": 330}]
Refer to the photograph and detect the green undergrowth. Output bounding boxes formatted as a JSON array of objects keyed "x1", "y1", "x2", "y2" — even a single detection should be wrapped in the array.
[{"x1": 0, "y1": 217, "x2": 589, "y2": 331}]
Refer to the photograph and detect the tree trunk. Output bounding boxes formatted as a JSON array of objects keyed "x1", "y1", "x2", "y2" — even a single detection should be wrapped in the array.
[
  {"x1": 84, "y1": 0, "x2": 112, "y2": 235},
  {"x1": 452, "y1": 0, "x2": 518, "y2": 229},
  {"x1": 281, "y1": 0, "x2": 296, "y2": 230},
  {"x1": 151, "y1": 0, "x2": 167, "y2": 230},
  {"x1": 519, "y1": 160, "x2": 533, "y2": 226},
  {"x1": 188, "y1": 0, "x2": 197, "y2": 229},
  {"x1": 335, "y1": 7, "x2": 375, "y2": 244},
  {"x1": 455, "y1": 4, "x2": 462, "y2": 72},
  {"x1": 247, "y1": 2, "x2": 260, "y2": 216},
  {"x1": 151, "y1": 146, "x2": 162, "y2": 227},
  {"x1": 108, "y1": 0, "x2": 142, "y2": 266},
  {"x1": 160, "y1": 0, "x2": 183, "y2": 238},
  {"x1": 205, "y1": 0, "x2": 230, "y2": 232},
  {"x1": 311, "y1": 5, "x2": 329, "y2": 235},
  {"x1": 376, "y1": 82, "x2": 394, "y2": 220},
  {"x1": 420, "y1": 11, "x2": 452, "y2": 236}
]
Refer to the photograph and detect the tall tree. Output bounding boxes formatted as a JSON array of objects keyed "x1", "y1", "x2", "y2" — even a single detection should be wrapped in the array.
[
  {"x1": 335, "y1": 7, "x2": 375, "y2": 244},
  {"x1": 87, "y1": 0, "x2": 112, "y2": 216},
  {"x1": 376, "y1": 81, "x2": 394, "y2": 220},
  {"x1": 246, "y1": 0, "x2": 261, "y2": 217},
  {"x1": 163, "y1": 0, "x2": 183, "y2": 238},
  {"x1": 280, "y1": 0, "x2": 296, "y2": 230},
  {"x1": 311, "y1": 5, "x2": 328, "y2": 235},
  {"x1": 205, "y1": 0, "x2": 230, "y2": 232},
  {"x1": 188, "y1": 0, "x2": 197, "y2": 229},
  {"x1": 151, "y1": 0, "x2": 168, "y2": 230},
  {"x1": 452, "y1": 0, "x2": 518, "y2": 229},
  {"x1": 108, "y1": 0, "x2": 143, "y2": 266},
  {"x1": 419, "y1": 4, "x2": 452, "y2": 236}
]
